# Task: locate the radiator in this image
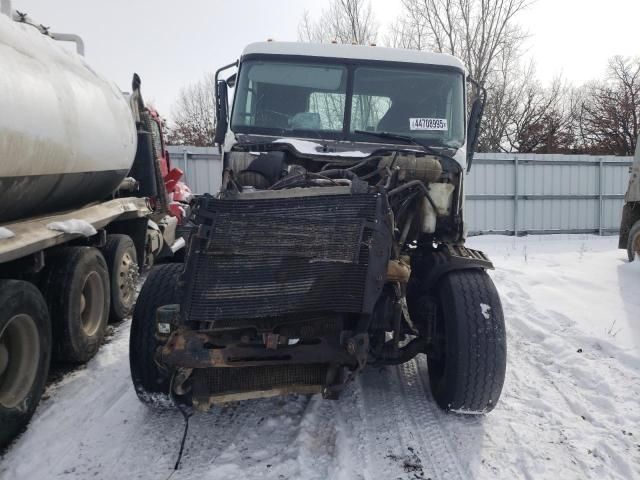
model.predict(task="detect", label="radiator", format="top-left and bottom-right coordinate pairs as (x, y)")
top-left (181, 191), bottom-right (391, 324)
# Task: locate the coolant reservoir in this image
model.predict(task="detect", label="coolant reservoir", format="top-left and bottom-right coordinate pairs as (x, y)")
top-left (419, 182), bottom-right (456, 233)
top-left (378, 152), bottom-right (442, 183)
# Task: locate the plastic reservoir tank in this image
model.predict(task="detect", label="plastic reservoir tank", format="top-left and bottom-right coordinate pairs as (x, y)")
top-left (0, 11), bottom-right (137, 223)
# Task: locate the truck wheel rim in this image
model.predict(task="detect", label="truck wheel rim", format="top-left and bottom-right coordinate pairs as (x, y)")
top-left (117, 251), bottom-right (137, 309)
top-left (80, 271), bottom-right (105, 336)
top-left (0, 314), bottom-right (40, 409)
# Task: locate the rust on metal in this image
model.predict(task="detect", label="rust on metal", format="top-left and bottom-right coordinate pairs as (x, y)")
top-left (160, 329), bottom-right (357, 369)
top-left (192, 385), bottom-right (323, 411)
top-left (386, 259), bottom-right (411, 283)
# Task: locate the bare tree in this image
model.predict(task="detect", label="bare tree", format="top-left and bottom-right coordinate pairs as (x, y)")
top-left (384, 16), bottom-right (427, 49)
top-left (389, 0), bottom-right (544, 153)
top-left (298, 0), bottom-right (378, 45)
top-left (476, 41), bottom-right (526, 151)
top-left (503, 76), bottom-right (577, 153)
top-left (167, 73), bottom-right (216, 147)
top-left (395, 0), bottom-right (531, 86)
top-left (579, 56), bottom-right (640, 155)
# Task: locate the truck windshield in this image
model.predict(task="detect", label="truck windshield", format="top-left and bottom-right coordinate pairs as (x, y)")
top-left (231, 59), bottom-right (465, 148)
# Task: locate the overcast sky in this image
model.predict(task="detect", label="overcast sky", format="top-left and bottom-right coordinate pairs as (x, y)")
top-left (12, 0), bottom-right (640, 119)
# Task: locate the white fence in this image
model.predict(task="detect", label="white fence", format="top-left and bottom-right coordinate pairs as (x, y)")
top-left (466, 153), bottom-right (632, 236)
top-left (167, 147), bottom-right (633, 236)
top-left (167, 146), bottom-right (222, 196)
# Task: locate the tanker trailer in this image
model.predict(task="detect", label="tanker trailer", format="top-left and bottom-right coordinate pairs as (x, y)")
top-left (0, 3), bottom-right (190, 448)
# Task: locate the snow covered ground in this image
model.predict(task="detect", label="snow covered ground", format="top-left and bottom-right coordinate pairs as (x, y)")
top-left (1, 234), bottom-right (639, 480)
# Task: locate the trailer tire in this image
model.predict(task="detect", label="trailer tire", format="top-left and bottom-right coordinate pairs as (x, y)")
top-left (103, 234), bottom-right (139, 323)
top-left (129, 263), bottom-right (183, 406)
top-left (41, 247), bottom-right (110, 363)
top-left (627, 220), bottom-right (640, 262)
top-left (0, 280), bottom-right (51, 448)
top-left (428, 269), bottom-right (506, 414)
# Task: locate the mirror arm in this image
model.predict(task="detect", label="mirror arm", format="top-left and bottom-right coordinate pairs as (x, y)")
top-left (466, 76), bottom-right (487, 173)
top-left (214, 60), bottom-right (239, 152)
top-left (215, 60), bottom-right (239, 86)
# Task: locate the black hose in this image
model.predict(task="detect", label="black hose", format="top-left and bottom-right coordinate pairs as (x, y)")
top-left (388, 180), bottom-right (438, 213)
top-left (376, 337), bottom-right (428, 365)
top-left (398, 210), bottom-right (416, 251)
top-left (319, 169), bottom-right (361, 181)
top-left (395, 190), bottom-right (420, 222)
top-left (360, 165), bottom-right (387, 180)
top-left (169, 371), bottom-right (193, 471)
top-left (346, 157), bottom-right (379, 172)
top-left (269, 172), bottom-right (341, 190)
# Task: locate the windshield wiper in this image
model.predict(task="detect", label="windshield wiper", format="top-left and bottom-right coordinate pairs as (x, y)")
top-left (354, 129), bottom-right (459, 167)
top-left (354, 130), bottom-right (425, 149)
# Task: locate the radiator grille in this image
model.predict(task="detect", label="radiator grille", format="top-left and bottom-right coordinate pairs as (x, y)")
top-left (192, 364), bottom-right (327, 397)
top-left (182, 193), bottom-right (390, 323)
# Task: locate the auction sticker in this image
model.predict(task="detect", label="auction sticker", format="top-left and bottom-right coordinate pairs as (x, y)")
top-left (409, 118), bottom-right (448, 131)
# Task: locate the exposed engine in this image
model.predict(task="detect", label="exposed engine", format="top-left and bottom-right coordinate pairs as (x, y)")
top-left (223, 145), bottom-right (464, 245)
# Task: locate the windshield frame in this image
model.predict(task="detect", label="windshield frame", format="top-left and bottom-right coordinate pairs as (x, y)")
top-left (230, 53), bottom-right (467, 149)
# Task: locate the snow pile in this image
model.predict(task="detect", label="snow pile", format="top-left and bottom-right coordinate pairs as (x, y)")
top-left (0, 226), bottom-right (15, 239)
top-left (46, 219), bottom-right (97, 237)
top-left (1, 235), bottom-right (638, 480)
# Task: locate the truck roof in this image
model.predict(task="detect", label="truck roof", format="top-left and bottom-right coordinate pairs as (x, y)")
top-left (241, 41), bottom-right (466, 71)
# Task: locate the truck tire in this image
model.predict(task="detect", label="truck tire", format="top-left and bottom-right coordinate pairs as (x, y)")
top-left (103, 234), bottom-right (139, 323)
top-left (627, 220), bottom-right (640, 262)
top-left (0, 280), bottom-right (51, 448)
top-left (41, 247), bottom-right (110, 363)
top-left (428, 269), bottom-right (506, 414)
top-left (129, 263), bottom-right (182, 405)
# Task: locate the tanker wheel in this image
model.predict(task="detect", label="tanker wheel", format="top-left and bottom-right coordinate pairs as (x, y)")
top-left (427, 269), bottom-right (507, 414)
top-left (627, 220), bottom-right (640, 262)
top-left (0, 280), bottom-right (51, 449)
top-left (103, 234), bottom-right (139, 323)
top-left (41, 247), bottom-right (110, 363)
top-left (130, 263), bottom-right (186, 406)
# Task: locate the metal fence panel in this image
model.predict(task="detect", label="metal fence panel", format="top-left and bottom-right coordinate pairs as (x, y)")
top-left (467, 153), bottom-right (632, 235)
top-left (167, 146), bottom-right (222, 195)
top-left (166, 147), bottom-right (632, 236)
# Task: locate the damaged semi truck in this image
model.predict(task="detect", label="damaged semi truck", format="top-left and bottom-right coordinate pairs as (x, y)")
top-left (131, 42), bottom-right (507, 414)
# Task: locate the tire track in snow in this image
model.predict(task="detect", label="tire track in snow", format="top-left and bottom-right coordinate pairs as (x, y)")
top-left (182, 394), bottom-right (339, 480)
top-left (292, 395), bottom-right (340, 479)
top-left (354, 362), bottom-right (468, 480)
top-left (396, 358), bottom-right (471, 479)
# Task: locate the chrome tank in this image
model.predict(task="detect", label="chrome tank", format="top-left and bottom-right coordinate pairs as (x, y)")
top-left (0, 13), bottom-right (137, 223)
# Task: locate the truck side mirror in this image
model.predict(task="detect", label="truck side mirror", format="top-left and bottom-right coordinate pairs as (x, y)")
top-left (466, 78), bottom-right (486, 173)
top-left (466, 97), bottom-right (484, 172)
top-left (214, 80), bottom-right (229, 146)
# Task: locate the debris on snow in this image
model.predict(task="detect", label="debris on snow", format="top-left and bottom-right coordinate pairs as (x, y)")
top-left (0, 226), bottom-right (15, 239)
top-left (47, 219), bottom-right (97, 237)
